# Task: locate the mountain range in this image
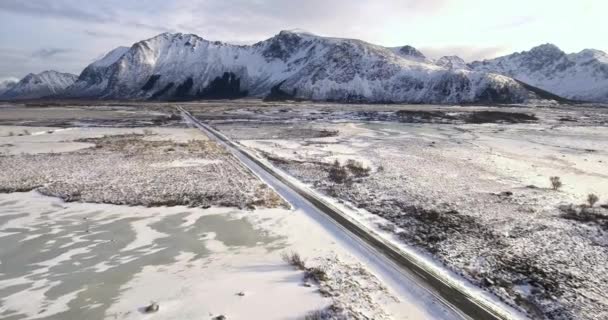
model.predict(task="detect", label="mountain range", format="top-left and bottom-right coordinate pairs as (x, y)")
top-left (1, 31), bottom-right (606, 104)
top-left (0, 71), bottom-right (77, 100)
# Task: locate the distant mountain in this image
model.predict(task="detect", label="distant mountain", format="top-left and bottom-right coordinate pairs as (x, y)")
top-left (0, 71), bottom-right (78, 100)
top-left (469, 44), bottom-right (608, 102)
top-left (391, 45), bottom-right (428, 62)
top-left (436, 56), bottom-right (470, 70)
top-left (0, 78), bottom-right (18, 96)
top-left (61, 31), bottom-right (544, 104)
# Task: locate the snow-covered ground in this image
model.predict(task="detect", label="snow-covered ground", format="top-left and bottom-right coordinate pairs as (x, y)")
top-left (207, 103), bottom-right (608, 320)
top-left (0, 126), bottom-right (285, 209)
top-left (0, 105), bottom-right (459, 319)
top-left (0, 191), bottom-right (417, 319)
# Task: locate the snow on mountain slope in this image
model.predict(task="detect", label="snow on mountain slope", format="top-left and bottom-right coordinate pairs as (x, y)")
top-left (436, 56), bottom-right (470, 70)
top-left (0, 78), bottom-right (18, 96)
top-left (68, 47), bottom-right (130, 98)
top-left (64, 31), bottom-right (540, 104)
top-left (390, 45), bottom-right (428, 62)
top-left (92, 46), bottom-right (130, 68)
top-left (469, 44), bottom-right (608, 102)
top-left (0, 71), bottom-right (78, 100)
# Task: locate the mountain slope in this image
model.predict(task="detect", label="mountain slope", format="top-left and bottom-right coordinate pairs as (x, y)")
top-left (64, 31), bottom-right (542, 104)
top-left (436, 56), bottom-right (470, 70)
top-left (469, 44), bottom-right (608, 102)
top-left (0, 71), bottom-right (78, 100)
top-left (0, 78), bottom-right (18, 96)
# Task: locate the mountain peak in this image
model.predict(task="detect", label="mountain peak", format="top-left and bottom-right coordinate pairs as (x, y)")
top-left (576, 48), bottom-right (608, 59)
top-left (436, 56), bottom-right (469, 70)
top-left (144, 32), bottom-right (206, 44)
top-left (396, 45), bottom-right (426, 59)
top-left (279, 29), bottom-right (317, 37)
top-left (468, 42), bottom-right (608, 102)
top-left (527, 43), bottom-right (564, 57)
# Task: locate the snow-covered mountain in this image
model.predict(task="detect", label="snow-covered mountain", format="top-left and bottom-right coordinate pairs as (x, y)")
top-left (391, 45), bottom-right (428, 62)
top-left (63, 31), bottom-right (544, 104)
top-left (0, 78), bottom-right (18, 96)
top-left (0, 71), bottom-right (78, 100)
top-left (436, 56), bottom-right (470, 70)
top-left (469, 44), bottom-right (608, 102)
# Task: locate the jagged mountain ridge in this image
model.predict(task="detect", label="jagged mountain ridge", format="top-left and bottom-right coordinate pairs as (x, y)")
top-left (436, 56), bottom-right (470, 70)
top-left (0, 71), bottom-right (78, 100)
top-left (468, 44), bottom-right (608, 102)
top-left (62, 31), bottom-right (541, 104)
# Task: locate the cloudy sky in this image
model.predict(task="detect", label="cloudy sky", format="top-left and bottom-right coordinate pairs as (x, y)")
top-left (0, 0), bottom-right (606, 80)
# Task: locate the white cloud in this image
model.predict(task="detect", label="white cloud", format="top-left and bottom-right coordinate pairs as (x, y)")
top-left (419, 45), bottom-right (510, 62)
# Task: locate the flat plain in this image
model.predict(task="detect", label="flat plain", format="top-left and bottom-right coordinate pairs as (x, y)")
top-left (1, 101), bottom-right (607, 320)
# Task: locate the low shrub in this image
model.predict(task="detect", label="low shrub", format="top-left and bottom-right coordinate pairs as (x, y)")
top-left (345, 159), bottom-right (370, 177)
top-left (587, 194), bottom-right (599, 207)
top-left (550, 176), bottom-right (562, 191)
top-left (281, 251), bottom-right (306, 270)
top-left (328, 160), bottom-right (349, 183)
top-left (305, 266), bottom-right (328, 282)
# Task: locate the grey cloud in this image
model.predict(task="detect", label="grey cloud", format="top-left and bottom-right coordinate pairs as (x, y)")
top-left (171, 0), bottom-right (448, 42)
top-left (0, 0), bottom-right (449, 45)
top-left (31, 48), bottom-right (72, 59)
top-left (0, 0), bottom-right (175, 33)
top-left (0, 0), bottom-right (113, 23)
top-left (84, 30), bottom-right (131, 40)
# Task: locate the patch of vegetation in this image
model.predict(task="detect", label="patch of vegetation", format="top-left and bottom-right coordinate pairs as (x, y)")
top-left (304, 310), bottom-right (328, 320)
top-left (281, 251), bottom-right (328, 283)
top-left (328, 160), bottom-right (371, 184)
top-left (328, 160), bottom-right (349, 183)
top-left (345, 159), bottom-right (371, 177)
top-left (559, 204), bottom-right (608, 230)
top-left (281, 251), bottom-right (306, 270)
top-left (466, 111), bottom-right (538, 124)
top-left (395, 110), bottom-right (455, 123)
top-left (550, 176), bottom-right (563, 191)
top-left (587, 194), bottom-right (599, 207)
top-left (304, 304), bottom-right (346, 320)
top-left (305, 266), bottom-right (328, 282)
top-left (493, 254), bottom-right (576, 319)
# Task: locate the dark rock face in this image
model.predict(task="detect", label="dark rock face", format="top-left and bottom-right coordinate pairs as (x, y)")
top-left (398, 45), bottom-right (426, 59)
top-left (198, 72), bottom-right (248, 99)
top-left (260, 31), bottom-right (306, 61)
top-left (173, 77), bottom-right (194, 100)
top-left (478, 86), bottom-right (519, 104)
top-left (264, 81), bottom-right (297, 101)
top-left (141, 75), bottom-right (161, 91)
top-left (150, 83), bottom-right (174, 100)
top-left (431, 72), bottom-right (471, 97)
